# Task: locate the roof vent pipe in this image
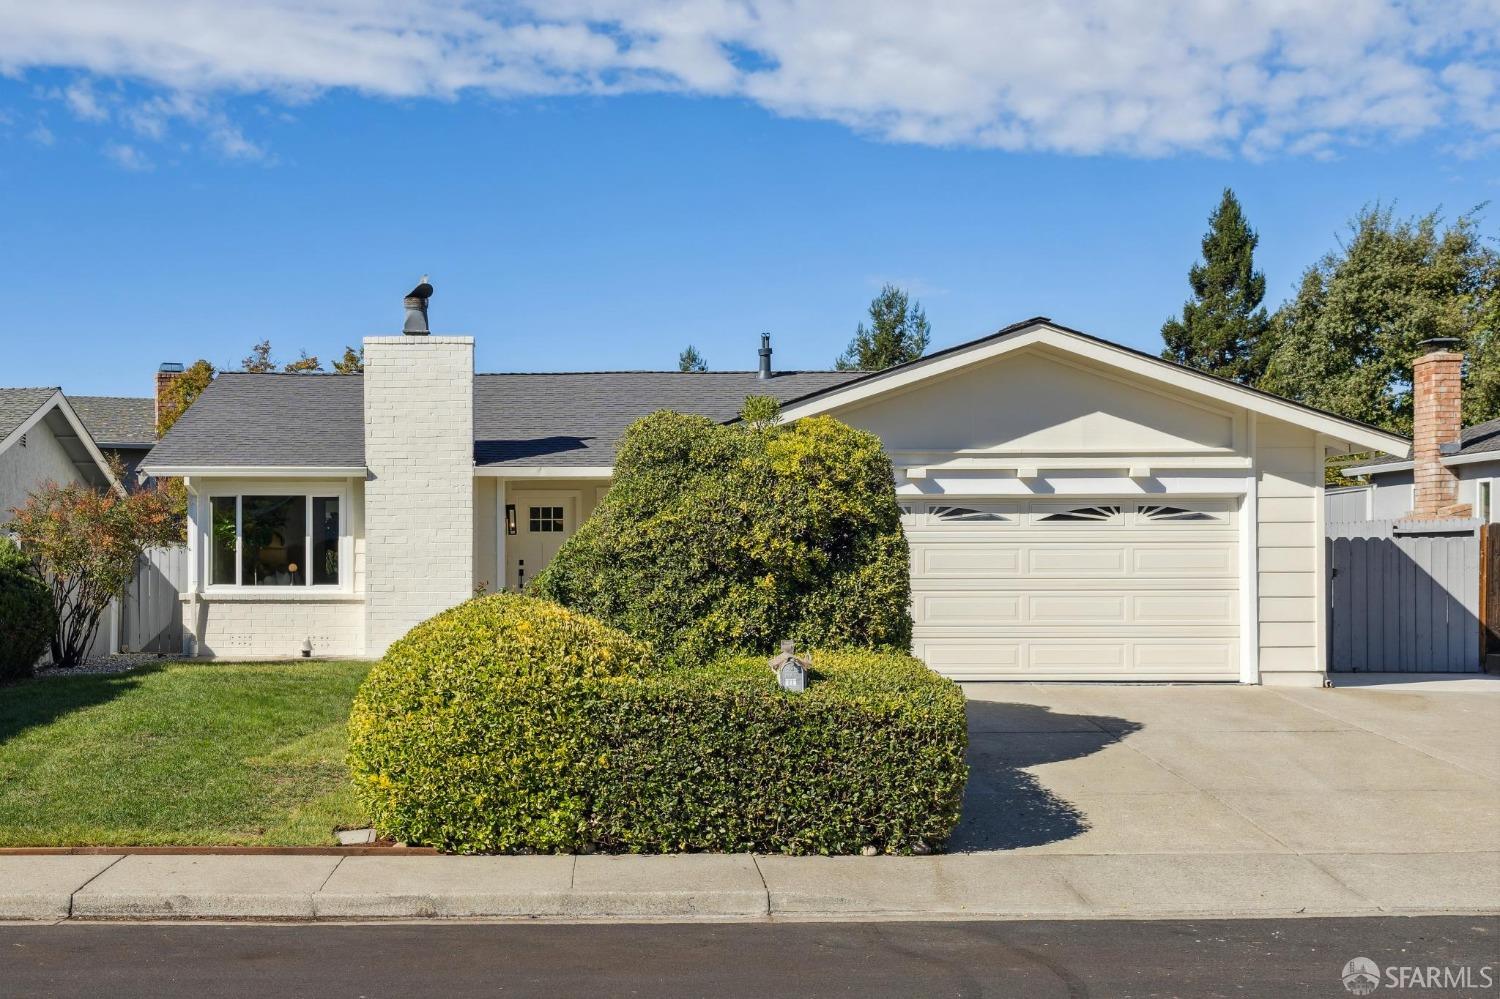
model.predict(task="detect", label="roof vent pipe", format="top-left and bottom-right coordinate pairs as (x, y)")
top-left (403, 276), bottom-right (433, 335)
top-left (758, 332), bottom-right (773, 380)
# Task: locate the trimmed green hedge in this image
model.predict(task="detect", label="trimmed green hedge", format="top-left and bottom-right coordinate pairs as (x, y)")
top-left (589, 649), bottom-right (968, 855)
top-left (347, 593), bottom-right (653, 853)
top-left (531, 410), bottom-right (912, 663)
top-left (348, 595), bottom-right (967, 855)
top-left (0, 537), bottom-right (54, 683)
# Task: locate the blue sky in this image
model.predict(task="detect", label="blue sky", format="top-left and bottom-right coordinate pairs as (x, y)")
top-left (1, 3), bottom-right (1497, 396)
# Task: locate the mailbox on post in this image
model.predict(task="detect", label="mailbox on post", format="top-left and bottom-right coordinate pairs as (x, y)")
top-left (769, 640), bottom-right (809, 693)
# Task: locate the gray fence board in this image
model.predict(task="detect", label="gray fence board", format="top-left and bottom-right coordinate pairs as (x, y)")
top-left (1327, 524), bottom-right (1480, 673)
top-left (121, 545), bottom-right (186, 654)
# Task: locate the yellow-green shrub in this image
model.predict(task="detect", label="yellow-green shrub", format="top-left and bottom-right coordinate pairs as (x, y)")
top-left (589, 649), bottom-right (968, 854)
top-left (532, 410), bottom-right (912, 663)
top-left (346, 593), bottom-right (651, 853)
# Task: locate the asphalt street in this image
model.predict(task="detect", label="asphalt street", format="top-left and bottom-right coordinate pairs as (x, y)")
top-left (1, 917), bottom-right (1495, 998)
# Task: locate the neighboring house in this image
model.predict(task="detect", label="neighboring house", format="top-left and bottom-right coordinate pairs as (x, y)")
top-left (0, 388), bottom-right (118, 517)
top-left (144, 310), bottom-right (1408, 686)
top-left (70, 394), bottom-right (157, 483)
top-left (1341, 341), bottom-right (1496, 524)
top-left (0, 387), bottom-right (123, 660)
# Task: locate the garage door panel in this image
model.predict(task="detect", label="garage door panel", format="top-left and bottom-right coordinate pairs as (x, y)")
top-left (908, 496), bottom-right (1241, 681)
top-left (1132, 592), bottom-right (1237, 624)
top-left (1131, 546), bottom-right (1236, 576)
top-left (1027, 546), bottom-right (1127, 575)
top-left (917, 594), bottom-right (1021, 624)
top-left (1029, 593), bottom-right (1128, 623)
top-left (911, 544), bottom-right (1021, 577)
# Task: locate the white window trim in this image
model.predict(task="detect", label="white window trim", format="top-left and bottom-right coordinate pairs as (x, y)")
top-left (1478, 478), bottom-right (1495, 523)
top-left (201, 483), bottom-right (354, 595)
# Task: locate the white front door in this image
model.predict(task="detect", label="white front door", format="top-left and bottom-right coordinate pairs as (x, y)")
top-left (508, 491), bottom-right (580, 591)
top-left (906, 498), bottom-right (1240, 681)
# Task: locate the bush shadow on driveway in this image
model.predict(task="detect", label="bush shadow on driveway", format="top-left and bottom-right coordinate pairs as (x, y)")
top-left (948, 699), bottom-right (1142, 853)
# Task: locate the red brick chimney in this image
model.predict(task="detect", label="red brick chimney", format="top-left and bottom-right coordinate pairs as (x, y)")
top-left (154, 362), bottom-right (185, 437)
top-left (1410, 339), bottom-right (1467, 519)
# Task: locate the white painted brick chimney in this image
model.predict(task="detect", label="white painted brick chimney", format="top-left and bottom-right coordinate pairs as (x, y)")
top-left (362, 335), bottom-right (474, 656)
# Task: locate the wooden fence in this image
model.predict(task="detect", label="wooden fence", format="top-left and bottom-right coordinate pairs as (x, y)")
top-left (119, 545), bottom-right (187, 654)
top-left (1326, 521), bottom-right (1482, 673)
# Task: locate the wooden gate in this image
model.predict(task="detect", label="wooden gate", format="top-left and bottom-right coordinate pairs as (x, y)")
top-left (1326, 523), bottom-right (1480, 673)
top-left (120, 545), bottom-right (187, 654)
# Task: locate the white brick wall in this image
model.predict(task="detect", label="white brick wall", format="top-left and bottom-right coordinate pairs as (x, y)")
top-left (363, 335), bottom-right (475, 655)
top-left (185, 595), bottom-right (365, 658)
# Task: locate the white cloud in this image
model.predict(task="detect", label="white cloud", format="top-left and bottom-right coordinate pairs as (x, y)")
top-left (3, 0), bottom-right (1497, 158)
top-left (103, 141), bottom-right (151, 170)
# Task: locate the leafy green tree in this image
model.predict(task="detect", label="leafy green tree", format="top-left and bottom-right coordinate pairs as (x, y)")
top-left (1161, 189), bottom-right (1270, 384)
top-left (1259, 206), bottom-right (1497, 435)
top-left (239, 341), bottom-right (323, 373)
top-left (836, 284), bottom-right (931, 371)
top-left (155, 359), bottom-right (216, 437)
top-left (241, 340), bottom-right (277, 373)
top-left (677, 345), bottom-right (707, 372)
top-left (283, 350), bottom-right (323, 373)
top-left (333, 346), bottom-right (364, 373)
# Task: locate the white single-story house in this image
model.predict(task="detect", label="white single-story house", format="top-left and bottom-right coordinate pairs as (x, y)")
top-left (144, 309), bottom-right (1410, 686)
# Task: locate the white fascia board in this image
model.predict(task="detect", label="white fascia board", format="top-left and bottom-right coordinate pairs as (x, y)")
top-left (143, 465), bottom-right (367, 478)
top-left (777, 325), bottom-right (1411, 458)
top-left (52, 395), bottom-right (123, 493)
top-left (474, 465), bottom-right (616, 478)
top-left (1440, 451), bottom-right (1500, 468)
top-left (1342, 459), bottom-right (1413, 477)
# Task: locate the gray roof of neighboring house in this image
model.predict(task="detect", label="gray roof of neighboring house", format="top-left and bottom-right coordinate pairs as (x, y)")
top-left (147, 373), bottom-right (367, 469)
top-left (147, 369), bottom-right (864, 470)
top-left (1351, 417), bottom-right (1500, 477)
top-left (0, 387), bottom-right (61, 441)
top-left (474, 371), bottom-right (863, 466)
top-left (70, 395), bottom-right (155, 448)
top-left (1457, 417), bottom-right (1500, 457)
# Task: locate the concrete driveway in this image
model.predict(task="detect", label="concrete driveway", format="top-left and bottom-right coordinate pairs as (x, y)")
top-left (953, 680), bottom-right (1500, 910)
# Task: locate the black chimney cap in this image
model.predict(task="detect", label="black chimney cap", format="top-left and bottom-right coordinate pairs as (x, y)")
top-left (1420, 337), bottom-right (1461, 352)
top-left (158, 362), bottom-right (184, 373)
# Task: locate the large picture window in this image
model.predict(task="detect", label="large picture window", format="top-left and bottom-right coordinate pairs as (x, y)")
top-left (207, 494), bottom-right (342, 588)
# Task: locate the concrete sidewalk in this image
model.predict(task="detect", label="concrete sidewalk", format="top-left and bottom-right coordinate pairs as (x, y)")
top-left (4, 682), bottom-right (1495, 923)
top-left (3, 849), bottom-right (1498, 921)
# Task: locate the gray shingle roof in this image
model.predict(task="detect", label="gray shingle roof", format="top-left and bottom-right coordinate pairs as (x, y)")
top-left (475, 371), bottom-right (863, 466)
top-left (1458, 417), bottom-right (1500, 457)
top-left (148, 373), bottom-right (366, 468)
top-left (70, 395), bottom-right (155, 446)
top-left (0, 387), bottom-right (60, 440)
top-left (146, 370), bottom-right (864, 470)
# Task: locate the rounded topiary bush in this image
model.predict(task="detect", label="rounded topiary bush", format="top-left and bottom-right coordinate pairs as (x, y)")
top-left (532, 409), bottom-right (912, 663)
top-left (347, 593), bottom-right (652, 853)
top-left (0, 537), bottom-right (54, 683)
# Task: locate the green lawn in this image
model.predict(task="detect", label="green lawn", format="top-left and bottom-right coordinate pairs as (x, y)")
top-left (0, 661), bottom-right (373, 846)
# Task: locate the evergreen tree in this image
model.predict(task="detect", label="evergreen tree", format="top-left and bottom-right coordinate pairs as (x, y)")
top-left (678, 345), bottom-right (707, 372)
top-left (1259, 205), bottom-right (1497, 435)
top-left (836, 284), bottom-right (930, 371)
top-left (1160, 188), bottom-right (1270, 384)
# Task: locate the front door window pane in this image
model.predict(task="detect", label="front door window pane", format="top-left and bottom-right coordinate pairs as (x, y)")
top-left (241, 495), bottom-right (306, 586)
top-left (210, 496), bottom-right (237, 585)
top-left (312, 497), bottom-right (340, 585)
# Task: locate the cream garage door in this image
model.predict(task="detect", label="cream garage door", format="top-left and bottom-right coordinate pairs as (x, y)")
top-left (906, 499), bottom-right (1239, 681)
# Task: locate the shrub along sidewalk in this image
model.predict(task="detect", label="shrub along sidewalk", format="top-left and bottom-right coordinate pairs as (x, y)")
top-left (0, 661), bottom-right (371, 847)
